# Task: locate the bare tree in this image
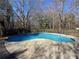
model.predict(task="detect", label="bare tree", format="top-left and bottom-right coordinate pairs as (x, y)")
top-left (0, 0), bottom-right (13, 35)
top-left (10, 0), bottom-right (45, 33)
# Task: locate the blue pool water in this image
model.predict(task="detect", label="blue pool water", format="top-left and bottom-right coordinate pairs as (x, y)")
top-left (7, 33), bottom-right (75, 42)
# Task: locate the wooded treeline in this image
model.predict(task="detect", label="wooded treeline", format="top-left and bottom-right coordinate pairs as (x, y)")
top-left (0, 0), bottom-right (79, 36)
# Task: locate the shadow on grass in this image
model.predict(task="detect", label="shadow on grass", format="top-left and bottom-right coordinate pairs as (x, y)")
top-left (0, 40), bottom-right (10, 59)
top-left (6, 48), bottom-right (27, 59)
top-left (0, 40), bottom-right (27, 59)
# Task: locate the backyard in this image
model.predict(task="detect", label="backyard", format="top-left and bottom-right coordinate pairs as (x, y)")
top-left (0, 0), bottom-right (79, 59)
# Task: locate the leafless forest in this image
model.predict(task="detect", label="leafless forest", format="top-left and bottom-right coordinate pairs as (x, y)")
top-left (0, 0), bottom-right (79, 36)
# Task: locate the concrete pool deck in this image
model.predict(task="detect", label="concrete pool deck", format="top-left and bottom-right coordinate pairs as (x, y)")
top-left (5, 39), bottom-right (79, 59)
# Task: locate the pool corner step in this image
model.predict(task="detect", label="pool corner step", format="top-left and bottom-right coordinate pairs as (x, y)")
top-left (0, 37), bottom-right (8, 40)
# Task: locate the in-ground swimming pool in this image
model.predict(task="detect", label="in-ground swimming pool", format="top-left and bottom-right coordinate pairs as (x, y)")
top-left (7, 33), bottom-right (75, 42)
